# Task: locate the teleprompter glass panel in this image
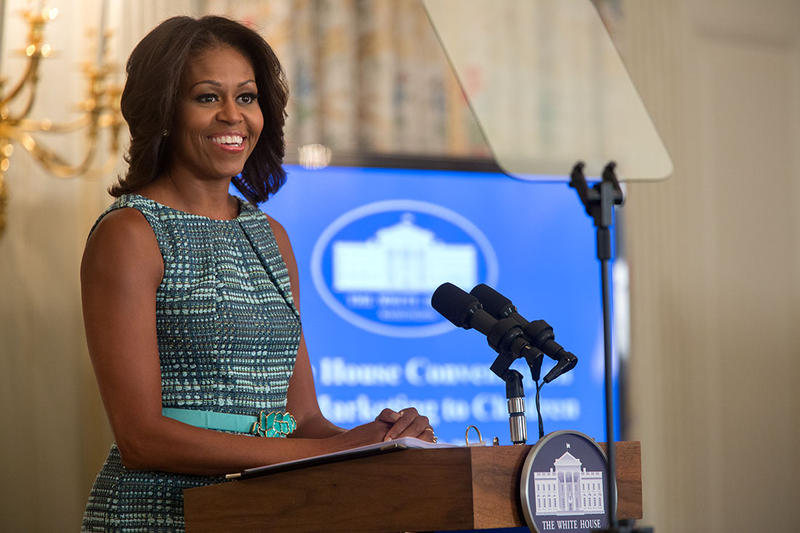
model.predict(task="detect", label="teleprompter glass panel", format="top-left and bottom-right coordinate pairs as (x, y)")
top-left (422, 0), bottom-right (672, 181)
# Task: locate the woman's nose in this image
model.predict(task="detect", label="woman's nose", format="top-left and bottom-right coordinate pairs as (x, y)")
top-left (217, 98), bottom-right (242, 123)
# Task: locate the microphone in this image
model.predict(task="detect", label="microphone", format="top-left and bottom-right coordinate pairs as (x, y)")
top-left (470, 283), bottom-right (544, 381)
top-left (431, 283), bottom-right (540, 365)
top-left (470, 284), bottom-right (578, 383)
top-left (431, 282), bottom-right (531, 445)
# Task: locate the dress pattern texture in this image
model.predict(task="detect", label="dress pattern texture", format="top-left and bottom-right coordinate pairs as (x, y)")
top-left (82, 194), bottom-right (301, 532)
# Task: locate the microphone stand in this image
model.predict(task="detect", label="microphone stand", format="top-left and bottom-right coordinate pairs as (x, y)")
top-left (569, 161), bottom-right (627, 533)
top-left (504, 369), bottom-right (527, 445)
top-left (489, 344), bottom-right (550, 445)
top-left (489, 351), bottom-right (529, 445)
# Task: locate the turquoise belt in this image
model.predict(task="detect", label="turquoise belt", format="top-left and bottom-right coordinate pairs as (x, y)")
top-left (162, 408), bottom-right (297, 437)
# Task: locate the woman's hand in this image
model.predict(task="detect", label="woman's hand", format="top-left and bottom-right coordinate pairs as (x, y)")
top-left (324, 408), bottom-right (436, 451)
top-left (375, 408), bottom-right (436, 443)
top-left (327, 419), bottom-right (394, 450)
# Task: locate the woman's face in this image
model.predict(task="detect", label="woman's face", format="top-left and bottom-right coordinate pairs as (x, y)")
top-left (170, 45), bottom-right (264, 183)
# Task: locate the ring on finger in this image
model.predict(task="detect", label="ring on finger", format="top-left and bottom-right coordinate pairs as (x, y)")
top-left (424, 426), bottom-right (438, 443)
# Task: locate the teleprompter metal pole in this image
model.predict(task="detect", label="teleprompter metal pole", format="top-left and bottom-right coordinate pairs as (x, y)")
top-left (569, 161), bottom-right (623, 531)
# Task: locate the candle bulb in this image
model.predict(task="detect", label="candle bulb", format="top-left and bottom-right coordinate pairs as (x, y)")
top-left (0, 0), bottom-right (6, 75)
top-left (96, 0), bottom-right (108, 66)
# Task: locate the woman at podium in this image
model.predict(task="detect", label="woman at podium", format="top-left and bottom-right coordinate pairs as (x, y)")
top-left (79, 16), bottom-right (434, 531)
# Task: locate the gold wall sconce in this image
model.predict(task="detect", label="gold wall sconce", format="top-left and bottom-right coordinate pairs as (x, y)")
top-left (0, 2), bottom-right (123, 236)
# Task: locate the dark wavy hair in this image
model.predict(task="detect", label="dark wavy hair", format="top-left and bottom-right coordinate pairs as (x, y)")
top-left (110, 16), bottom-right (288, 204)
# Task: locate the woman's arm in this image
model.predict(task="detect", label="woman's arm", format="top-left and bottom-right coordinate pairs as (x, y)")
top-left (268, 215), bottom-right (343, 439)
top-left (268, 215), bottom-right (434, 442)
top-left (82, 208), bottom-right (393, 476)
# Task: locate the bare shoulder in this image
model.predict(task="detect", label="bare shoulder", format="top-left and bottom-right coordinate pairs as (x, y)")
top-left (264, 213), bottom-right (289, 244)
top-left (82, 207), bottom-right (163, 287)
top-left (264, 213), bottom-right (295, 263)
top-left (263, 212), bottom-right (301, 305)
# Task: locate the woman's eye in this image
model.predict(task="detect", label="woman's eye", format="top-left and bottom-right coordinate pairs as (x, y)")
top-left (238, 93), bottom-right (259, 105)
top-left (196, 94), bottom-right (218, 104)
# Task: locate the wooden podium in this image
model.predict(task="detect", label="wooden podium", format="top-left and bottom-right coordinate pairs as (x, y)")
top-left (184, 441), bottom-right (641, 532)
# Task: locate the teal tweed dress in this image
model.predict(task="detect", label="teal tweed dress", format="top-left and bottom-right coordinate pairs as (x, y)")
top-left (82, 194), bottom-right (301, 532)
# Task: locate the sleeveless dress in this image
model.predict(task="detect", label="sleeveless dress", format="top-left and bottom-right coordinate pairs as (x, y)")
top-left (82, 194), bottom-right (301, 532)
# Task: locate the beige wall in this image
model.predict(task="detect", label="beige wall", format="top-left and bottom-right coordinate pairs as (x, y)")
top-left (1, 0), bottom-right (798, 531)
top-left (622, 0), bottom-right (800, 531)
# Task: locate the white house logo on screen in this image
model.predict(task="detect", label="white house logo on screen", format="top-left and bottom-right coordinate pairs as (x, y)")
top-left (311, 200), bottom-right (498, 337)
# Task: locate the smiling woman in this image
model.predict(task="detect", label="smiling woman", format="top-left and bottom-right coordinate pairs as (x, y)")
top-left (80, 16), bottom-right (435, 532)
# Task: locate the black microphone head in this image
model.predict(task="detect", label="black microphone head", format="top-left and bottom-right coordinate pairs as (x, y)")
top-left (470, 284), bottom-right (516, 319)
top-left (543, 353), bottom-right (578, 383)
top-left (431, 282), bottom-right (481, 329)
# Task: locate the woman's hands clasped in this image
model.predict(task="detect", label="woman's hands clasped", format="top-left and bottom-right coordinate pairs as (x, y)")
top-left (375, 407), bottom-right (436, 443)
top-left (327, 407), bottom-right (436, 452)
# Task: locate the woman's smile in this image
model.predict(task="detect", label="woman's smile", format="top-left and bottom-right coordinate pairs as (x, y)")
top-left (209, 133), bottom-right (246, 151)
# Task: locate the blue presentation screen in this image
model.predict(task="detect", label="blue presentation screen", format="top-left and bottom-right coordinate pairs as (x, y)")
top-left (249, 165), bottom-right (616, 445)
